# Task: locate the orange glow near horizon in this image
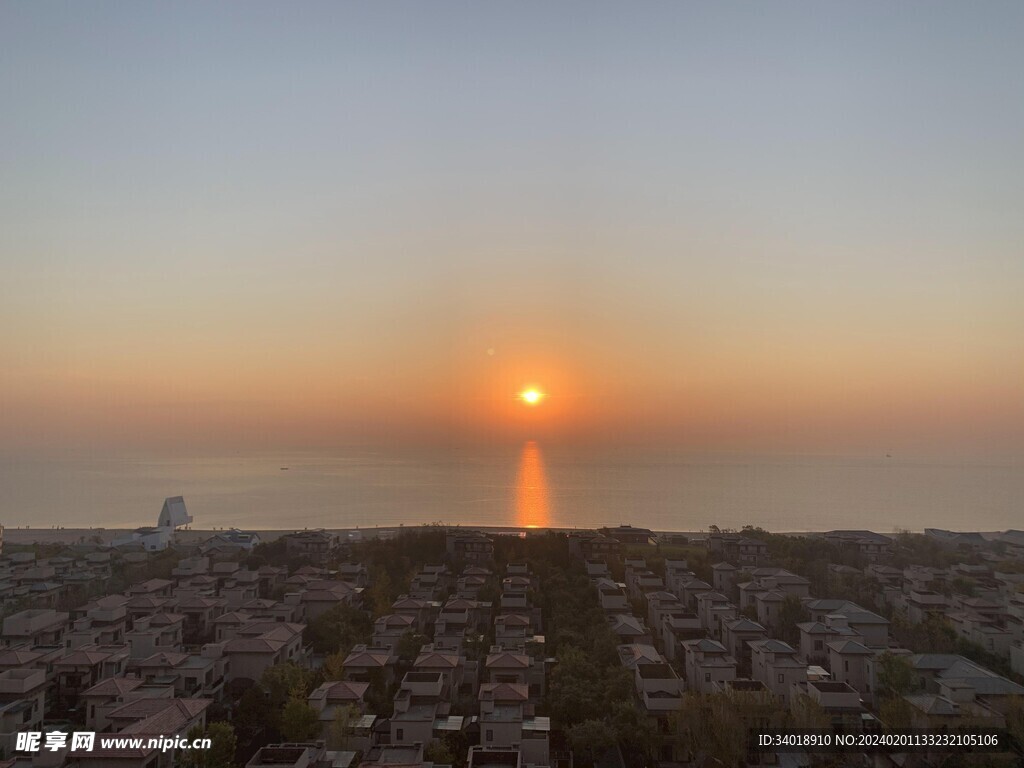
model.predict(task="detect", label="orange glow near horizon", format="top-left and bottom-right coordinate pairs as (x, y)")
top-left (515, 440), bottom-right (551, 528)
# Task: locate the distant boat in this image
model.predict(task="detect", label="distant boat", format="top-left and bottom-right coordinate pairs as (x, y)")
top-left (280, 467), bottom-right (289, 471)
top-left (885, 454), bottom-right (892, 459)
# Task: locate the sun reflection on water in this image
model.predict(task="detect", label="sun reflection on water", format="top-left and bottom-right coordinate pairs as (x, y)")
top-left (515, 440), bottom-right (551, 528)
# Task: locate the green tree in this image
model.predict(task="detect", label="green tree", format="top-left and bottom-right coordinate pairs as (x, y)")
top-left (321, 651), bottom-right (347, 681)
top-left (672, 692), bottom-right (747, 766)
top-left (876, 652), bottom-right (916, 699)
top-left (567, 720), bottom-right (616, 765)
top-left (304, 605), bottom-right (372, 655)
top-left (1005, 695), bottom-right (1024, 755)
top-left (280, 688), bottom-right (321, 742)
top-left (424, 740), bottom-right (457, 764)
top-left (879, 696), bottom-right (913, 729)
top-left (326, 703), bottom-right (361, 750)
top-left (179, 721), bottom-right (237, 768)
top-left (236, 662), bottom-right (319, 741)
top-left (396, 630), bottom-right (428, 662)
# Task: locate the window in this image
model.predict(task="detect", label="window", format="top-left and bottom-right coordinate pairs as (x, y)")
top-left (845, 661), bottom-right (849, 672)
top-left (486, 729), bottom-right (494, 742)
top-left (396, 728), bottom-right (404, 741)
top-left (705, 672), bottom-right (711, 682)
top-left (814, 640), bottom-right (823, 651)
top-left (778, 673), bottom-right (784, 684)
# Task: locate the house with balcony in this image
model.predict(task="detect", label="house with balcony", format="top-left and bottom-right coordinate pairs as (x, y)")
top-left (802, 600), bottom-right (890, 648)
top-left (626, 570), bottom-right (665, 603)
top-left (213, 611), bottom-right (256, 642)
top-left (568, 532), bottom-right (622, 562)
top-left (73, 595), bottom-right (128, 645)
top-left (390, 671), bottom-right (460, 749)
top-left (753, 590), bottom-right (787, 632)
top-left (478, 684), bottom-right (550, 767)
top-left (721, 617), bottom-right (768, 672)
top-left (493, 613), bottom-right (534, 651)
top-left (447, 530), bottom-right (494, 565)
top-left (336, 644), bottom-right (395, 689)
top-left (372, 613), bottom-right (417, 651)
top-left (391, 596), bottom-right (441, 634)
top-left (595, 578), bottom-right (629, 613)
top-left (174, 596), bottom-right (226, 643)
top-left (297, 580), bottom-right (361, 622)
top-left (796, 618), bottom-right (862, 665)
top-left (484, 649), bottom-right (542, 699)
top-left (791, 680), bottom-right (865, 729)
top-left (823, 530), bottom-right (893, 562)
top-left (125, 612), bottom-right (185, 659)
top-left (413, 646), bottom-right (466, 696)
top-left (1, 608), bottom-right (69, 647)
top-left (681, 638), bottom-right (737, 693)
top-left (222, 624), bottom-right (303, 685)
top-left (678, 579), bottom-right (714, 611)
top-left (308, 679), bottom-right (370, 729)
top-left (51, 645), bottom-right (128, 710)
top-left (897, 654), bottom-right (1024, 716)
top-left (711, 562), bottom-right (738, 595)
top-left (456, 573), bottom-right (490, 600)
top-left (0, 668), bottom-right (46, 755)
top-left (646, 591), bottom-right (685, 635)
top-left (80, 676), bottom-right (152, 731)
top-left (906, 590), bottom-right (948, 624)
top-left (281, 530), bottom-right (338, 567)
top-left (827, 639), bottom-right (875, 703)
top-left (750, 639), bottom-right (807, 705)
top-left (633, 661), bottom-right (683, 715)
top-left (608, 614), bottom-right (652, 646)
top-left (707, 533), bottom-right (770, 565)
top-left (661, 610), bottom-right (703, 663)
top-left (695, 591), bottom-right (737, 639)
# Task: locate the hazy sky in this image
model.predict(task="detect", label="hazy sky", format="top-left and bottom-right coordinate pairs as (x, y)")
top-left (2, 2), bottom-right (1022, 455)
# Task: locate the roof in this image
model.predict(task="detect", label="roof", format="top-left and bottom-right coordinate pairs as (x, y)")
top-left (905, 694), bottom-right (960, 716)
top-left (750, 639), bottom-right (797, 654)
top-left (121, 698), bottom-right (210, 735)
top-left (56, 649), bottom-right (111, 666)
top-left (82, 677), bottom-right (145, 697)
top-left (826, 640), bottom-right (873, 655)
top-left (311, 680), bottom-right (370, 702)
top-left (941, 676), bottom-right (1024, 696)
top-left (479, 682), bottom-right (529, 702)
top-left (797, 622), bottom-right (831, 634)
top-left (224, 637), bottom-right (285, 654)
top-left (682, 638), bottom-right (728, 653)
top-left (485, 651), bottom-right (530, 668)
top-left (609, 614), bottom-right (647, 635)
top-left (136, 651), bottom-right (189, 667)
top-left (0, 649), bottom-right (43, 666)
top-left (345, 649), bottom-right (392, 667)
top-left (415, 651), bottom-right (460, 668)
top-left (108, 696), bottom-right (208, 723)
top-left (725, 618), bottom-right (766, 633)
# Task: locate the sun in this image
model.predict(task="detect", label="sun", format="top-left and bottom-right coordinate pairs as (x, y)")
top-left (520, 389), bottom-right (543, 405)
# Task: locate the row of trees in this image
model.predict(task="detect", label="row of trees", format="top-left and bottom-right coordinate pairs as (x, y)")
top-left (507, 533), bottom-right (654, 766)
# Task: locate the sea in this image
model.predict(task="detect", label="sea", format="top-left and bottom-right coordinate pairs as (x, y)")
top-left (1, 444), bottom-right (1021, 533)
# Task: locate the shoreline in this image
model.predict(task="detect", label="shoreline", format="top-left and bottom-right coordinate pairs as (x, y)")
top-left (0, 525), bottom-right (946, 547)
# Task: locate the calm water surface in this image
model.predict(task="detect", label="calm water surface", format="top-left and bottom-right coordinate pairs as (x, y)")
top-left (1, 445), bottom-right (1021, 532)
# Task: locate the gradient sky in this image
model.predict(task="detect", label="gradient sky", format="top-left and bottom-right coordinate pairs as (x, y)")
top-left (2, 2), bottom-right (1022, 456)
